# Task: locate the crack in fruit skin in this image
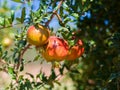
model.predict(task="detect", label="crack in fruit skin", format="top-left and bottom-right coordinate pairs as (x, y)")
top-left (27, 24), bottom-right (50, 46)
top-left (41, 36), bottom-right (69, 62)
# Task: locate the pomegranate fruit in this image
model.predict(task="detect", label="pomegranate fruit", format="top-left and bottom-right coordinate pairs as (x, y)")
top-left (41, 36), bottom-right (69, 62)
top-left (66, 39), bottom-right (84, 60)
top-left (27, 24), bottom-right (50, 46)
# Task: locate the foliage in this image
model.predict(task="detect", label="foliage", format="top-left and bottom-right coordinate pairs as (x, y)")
top-left (0, 0), bottom-right (120, 90)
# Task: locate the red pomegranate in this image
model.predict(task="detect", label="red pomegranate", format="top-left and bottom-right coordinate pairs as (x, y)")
top-left (41, 36), bottom-right (69, 62)
top-left (65, 39), bottom-right (84, 60)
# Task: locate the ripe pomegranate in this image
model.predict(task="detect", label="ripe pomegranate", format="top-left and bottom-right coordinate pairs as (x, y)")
top-left (65, 39), bottom-right (84, 60)
top-left (27, 24), bottom-right (50, 46)
top-left (41, 36), bottom-right (69, 62)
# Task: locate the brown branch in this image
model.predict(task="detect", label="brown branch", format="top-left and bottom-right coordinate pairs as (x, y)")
top-left (45, 0), bottom-right (64, 27)
top-left (16, 44), bottom-right (31, 70)
top-left (54, 12), bottom-right (62, 23)
top-left (54, 12), bottom-right (65, 26)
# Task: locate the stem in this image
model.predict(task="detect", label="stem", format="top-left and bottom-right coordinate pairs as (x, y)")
top-left (54, 12), bottom-right (62, 23)
top-left (45, 0), bottom-right (64, 27)
top-left (16, 44), bottom-right (31, 70)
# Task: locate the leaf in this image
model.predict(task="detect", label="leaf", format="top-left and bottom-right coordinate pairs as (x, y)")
top-left (63, 17), bottom-right (71, 24)
top-left (12, 0), bottom-right (23, 3)
top-left (20, 60), bottom-right (24, 71)
top-left (54, 80), bottom-right (61, 86)
top-left (21, 7), bottom-right (26, 23)
top-left (79, 0), bottom-right (83, 11)
top-left (59, 65), bottom-right (65, 75)
top-left (8, 67), bottom-right (15, 75)
top-left (8, 67), bottom-right (16, 79)
top-left (0, 45), bottom-right (3, 57)
top-left (11, 10), bottom-right (15, 22)
top-left (83, 0), bottom-right (90, 12)
top-left (16, 18), bottom-right (21, 22)
top-left (26, 73), bottom-right (34, 79)
top-left (8, 18), bottom-right (12, 24)
top-left (2, 51), bottom-right (8, 59)
top-left (71, 13), bottom-right (79, 18)
top-left (49, 69), bottom-right (56, 80)
top-left (37, 72), bottom-right (47, 82)
top-left (0, 17), bottom-right (4, 26)
top-left (33, 55), bottom-right (40, 61)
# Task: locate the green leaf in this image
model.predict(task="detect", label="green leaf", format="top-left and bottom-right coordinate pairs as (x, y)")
top-left (63, 17), bottom-right (71, 24)
top-left (11, 10), bottom-right (15, 22)
top-left (83, 0), bottom-right (90, 11)
top-left (33, 55), bottom-right (40, 61)
top-left (79, 0), bottom-right (83, 11)
top-left (16, 18), bottom-right (21, 22)
top-left (8, 67), bottom-right (15, 75)
top-left (20, 60), bottom-right (24, 71)
top-left (0, 45), bottom-right (3, 57)
top-left (71, 13), bottom-right (79, 18)
top-left (12, 0), bottom-right (23, 3)
top-left (2, 51), bottom-right (8, 59)
top-left (21, 7), bottom-right (26, 23)
top-left (26, 73), bottom-right (34, 79)
top-left (8, 18), bottom-right (12, 24)
top-left (0, 17), bottom-right (4, 26)
top-left (8, 67), bottom-right (16, 79)
top-left (50, 69), bottom-right (56, 80)
top-left (54, 80), bottom-right (61, 86)
top-left (59, 65), bottom-right (65, 75)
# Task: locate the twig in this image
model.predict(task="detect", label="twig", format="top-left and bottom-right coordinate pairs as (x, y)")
top-left (16, 44), bottom-right (31, 69)
top-left (54, 12), bottom-right (62, 23)
top-left (45, 0), bottom-right (64, 27)
top-left (54, 12), bottom-right (65, 26)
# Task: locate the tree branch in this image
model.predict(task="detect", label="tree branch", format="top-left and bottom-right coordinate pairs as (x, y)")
top-left (16, 44), bottom-right (31, 70)
top-left (45, 0), bottom-right (64, 27)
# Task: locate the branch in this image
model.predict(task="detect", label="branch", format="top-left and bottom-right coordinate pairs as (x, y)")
top-left (16, 44), bottom-right (31, 70)
top-left (54, 12), bottom-right (65, 26)
top-left (45, 0), bottom-right (64, 27)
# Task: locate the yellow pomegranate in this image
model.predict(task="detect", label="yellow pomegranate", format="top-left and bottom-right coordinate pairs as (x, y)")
top-left (27, 24), bottom-right (50, 46)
